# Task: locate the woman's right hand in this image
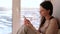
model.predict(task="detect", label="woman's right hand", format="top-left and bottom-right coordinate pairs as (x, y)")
top-left (24, 17), bottom-right (41, 34)
top-left (24, 17), bottom-right (33, 28)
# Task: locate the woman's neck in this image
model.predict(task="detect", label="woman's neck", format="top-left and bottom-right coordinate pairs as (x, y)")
top-left (45, 15), bottom-right (51, 20)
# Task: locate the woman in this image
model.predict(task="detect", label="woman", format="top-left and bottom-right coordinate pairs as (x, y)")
top-left (17, 1), bottom-right (58, 34)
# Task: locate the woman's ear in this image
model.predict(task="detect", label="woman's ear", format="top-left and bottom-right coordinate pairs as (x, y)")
top-left (48, 10), bottom-right (50, 14)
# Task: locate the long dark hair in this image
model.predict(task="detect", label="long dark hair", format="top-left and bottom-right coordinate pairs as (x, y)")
top-left (39, 1), bottom-right (53, 30)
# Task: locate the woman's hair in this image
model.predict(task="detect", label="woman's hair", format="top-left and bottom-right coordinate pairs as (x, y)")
top-left (39, 1), bottom-right (53, 30)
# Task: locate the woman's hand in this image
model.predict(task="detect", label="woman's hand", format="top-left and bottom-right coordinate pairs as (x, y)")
top-left (24, 17), bottom-right (40, 34)
top-left (24, 17), bottom-right (33, 28)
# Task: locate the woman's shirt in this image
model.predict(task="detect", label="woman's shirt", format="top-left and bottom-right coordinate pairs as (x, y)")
top-left (40, 18), bottom-right (58, 34)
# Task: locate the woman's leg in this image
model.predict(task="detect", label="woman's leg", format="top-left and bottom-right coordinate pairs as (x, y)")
top-left (17, 25), bottom-right (36, 34)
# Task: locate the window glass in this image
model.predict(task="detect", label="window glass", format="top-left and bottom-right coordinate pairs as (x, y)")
top-left (0, 0), bottom-right (12, 34)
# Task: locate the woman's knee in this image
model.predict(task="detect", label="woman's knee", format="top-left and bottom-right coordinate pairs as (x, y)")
top-left (17, 25), bottom-right (28, 34)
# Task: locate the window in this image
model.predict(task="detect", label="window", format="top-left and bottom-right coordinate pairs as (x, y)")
top-left (20, 0), bottom-right (44, 30)
top-left (0, 0), bottom-right (12, 34)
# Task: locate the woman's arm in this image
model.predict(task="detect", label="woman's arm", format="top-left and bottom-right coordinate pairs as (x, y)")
top-left (45, 19), bottom-right (58, 34)
top-left (29, 25), bottom-right (41, 34)
top-left (24, 18), bottom-right (41, 34)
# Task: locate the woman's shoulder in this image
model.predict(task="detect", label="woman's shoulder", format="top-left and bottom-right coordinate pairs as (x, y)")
top-left (50, 18), bottom-right (57, 21)
top-left (49, 17), bottom-right (58, 25)
top-left (50, 16), bottom-right (57, 22)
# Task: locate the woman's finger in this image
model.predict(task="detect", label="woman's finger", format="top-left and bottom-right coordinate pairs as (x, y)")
top-left (24, 17), bottom-right (30, 25)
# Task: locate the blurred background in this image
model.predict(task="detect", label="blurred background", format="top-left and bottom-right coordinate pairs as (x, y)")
top-left (0, 0), bottom-right (12, 34)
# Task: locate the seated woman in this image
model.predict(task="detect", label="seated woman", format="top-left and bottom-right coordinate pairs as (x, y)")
top-left (17, 1), bottom-right (58, 34)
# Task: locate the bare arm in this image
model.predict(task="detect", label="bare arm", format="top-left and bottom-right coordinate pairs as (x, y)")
top-left (29, 25), bottom-right (41, 34)
top-left (45, 19), bottom-right (58, 34)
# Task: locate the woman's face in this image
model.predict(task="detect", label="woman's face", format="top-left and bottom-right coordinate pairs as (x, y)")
top-left (40, 6), bottom-right (50, 17)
